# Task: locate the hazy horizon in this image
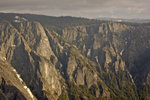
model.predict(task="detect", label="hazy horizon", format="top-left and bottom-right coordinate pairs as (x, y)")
top-left (0, 0), bottom-right (150, 19)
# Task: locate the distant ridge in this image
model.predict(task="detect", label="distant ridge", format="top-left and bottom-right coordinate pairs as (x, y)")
top-left (0, 12), bottom-right (103, 27)
top-left (97, 17), bottom-right (150, 23)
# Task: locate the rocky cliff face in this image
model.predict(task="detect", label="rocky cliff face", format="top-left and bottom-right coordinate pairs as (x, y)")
top-left (0, 19), bottom-right (61, 100)
top-left (0, 13), bottom-right (150, 100)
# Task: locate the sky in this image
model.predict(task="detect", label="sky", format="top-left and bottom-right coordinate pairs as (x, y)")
top-left (0, 0), bottom-right (150, 19)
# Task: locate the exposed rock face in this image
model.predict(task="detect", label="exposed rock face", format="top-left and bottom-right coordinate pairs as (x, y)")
top-left (0, 20), bottom-right (61, 100)
top-left (0, 59), bottom-right (37, 100)
top-left (57, 22), bottom-right (150, 99)
top-left (0, 13), bottom-right (150, 100)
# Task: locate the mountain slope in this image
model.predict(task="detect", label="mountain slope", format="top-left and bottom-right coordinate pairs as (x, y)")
top-left (0, 13), bottom-right (150, 100)
top-left (0, 58), bottom-right (37, 100)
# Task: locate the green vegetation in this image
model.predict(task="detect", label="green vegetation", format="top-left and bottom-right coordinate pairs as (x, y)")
top-left (102, 71), bottom-right (138, 100)
top-left (58, 89), bottom-right (69, 100)
top-left (138, 84), bottom-right (150, 100)
top-left (67, 81), bottom-right (99, 100)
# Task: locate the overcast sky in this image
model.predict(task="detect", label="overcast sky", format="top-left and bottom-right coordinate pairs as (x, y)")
top-left (0, 0), bottom-right (150, 19)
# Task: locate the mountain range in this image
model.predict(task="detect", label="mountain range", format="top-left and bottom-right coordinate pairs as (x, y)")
top-left (0, 13), bottom-right (150, 100)
top-left (97, 17), bottom-right (150, 23)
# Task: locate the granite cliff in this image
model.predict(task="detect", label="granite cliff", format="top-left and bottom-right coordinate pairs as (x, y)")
top-left (0, 13), bottom-right (150, 100)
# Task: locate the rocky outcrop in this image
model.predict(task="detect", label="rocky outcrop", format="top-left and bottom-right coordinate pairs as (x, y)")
top-left (0, 59), bottom-right (37, 100)
top-left (0, 20), bottom-right (62, 100)
top-left (0, 13), bottom-right (150, 100)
